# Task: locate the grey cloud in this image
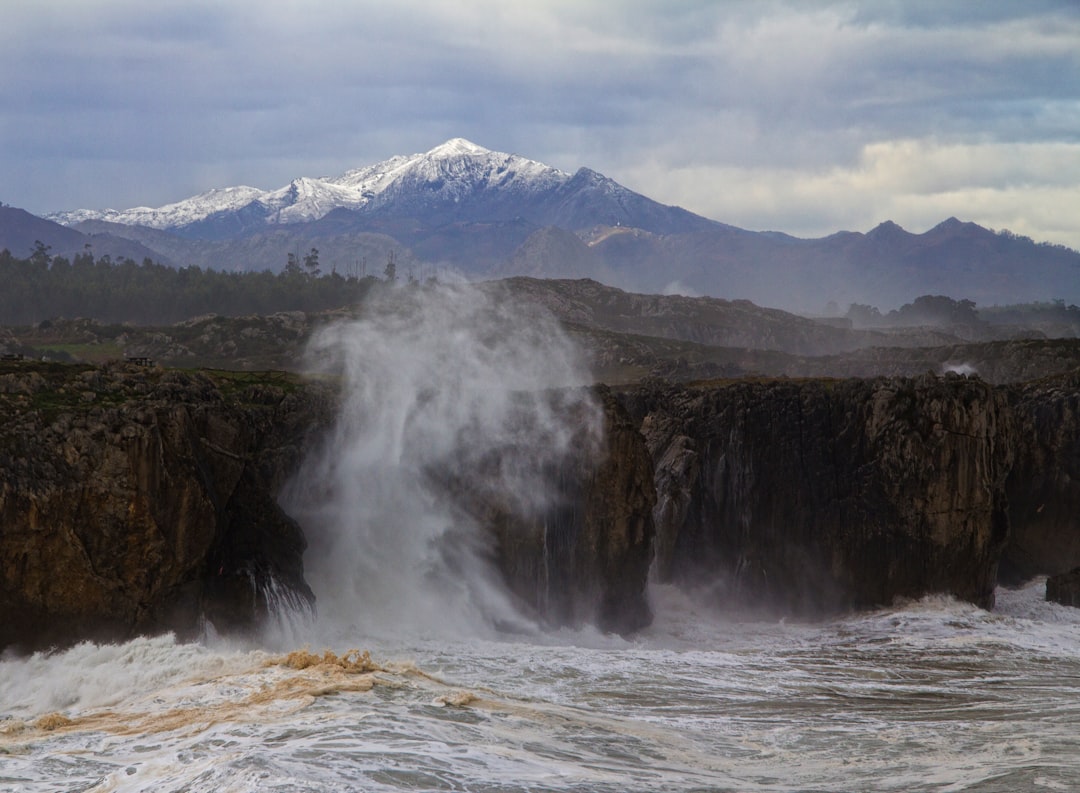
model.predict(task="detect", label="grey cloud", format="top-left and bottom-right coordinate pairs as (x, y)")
top-left (0, 0), bottom-right (1076, 251)
top-left (847, 0), bottom-right (1078, 28)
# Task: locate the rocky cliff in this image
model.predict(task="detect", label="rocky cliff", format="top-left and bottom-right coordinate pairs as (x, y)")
top-left (621, 374), bottom-right (1013, 614)
top-left (7, 354), bottom-right (1079, 650)
top-left (451, 386), bottom-right (656, 634)
top-left (1000, 371), bottom-right (1080, 582)
top-left (0, 363), bottom-right (658, 650)
top-left (0, 362), bottom-right (337, 652)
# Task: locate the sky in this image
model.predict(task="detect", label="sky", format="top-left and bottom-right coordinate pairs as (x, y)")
top-left (2, 0), bottom-right (1078, 248)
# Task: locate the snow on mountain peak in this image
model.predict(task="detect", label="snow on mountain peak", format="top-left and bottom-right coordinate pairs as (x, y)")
top-left (47, 138), bottom-right (570, 231)
top-left (427, 137), bottom-right (490, 158)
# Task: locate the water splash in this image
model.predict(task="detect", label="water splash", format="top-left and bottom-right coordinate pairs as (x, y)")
top-left (258, 570), bottom-right (317, 648)
top-left (284, 281), bottom-right (600, 640)
top-left (942, 361), bottom-right (978, 376)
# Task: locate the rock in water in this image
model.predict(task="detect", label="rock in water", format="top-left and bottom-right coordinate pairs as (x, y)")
top-left (1046, 568), bottom-right (1080, 607)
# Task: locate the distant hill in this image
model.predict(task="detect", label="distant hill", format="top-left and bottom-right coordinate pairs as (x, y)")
top-left (572, 217), bottom-right (1080, 312)
top-left (489, 277), bottom-right (1024, 355)
top-left (3, 278), bottom-right (1078, 386)
top-left (3, 139), bottom-right (1074, 312)
top-left (0, 206), bottom-right (173, 265)
top-left (0, 205), bottom-right (86, 255)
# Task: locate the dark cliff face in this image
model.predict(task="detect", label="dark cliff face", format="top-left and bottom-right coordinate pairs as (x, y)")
top-left (436, 386), bottom-right (656, 635)
top-left (1001, 372), bottom-right (1080, 582)
top-left (11, 354), bottom-right (1076, 648)
top-left (0, 363), bottom-right (658, 650)
top-left (0, 363), bottom-right (336, 652)
top-left (621, 374), bottom-right (1013, 614)
top-left (506, 386), bottom-right (655, 634)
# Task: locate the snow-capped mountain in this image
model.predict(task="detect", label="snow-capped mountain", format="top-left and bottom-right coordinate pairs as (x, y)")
top-left (333, 138), bottom-right (565, 202)
top-left (48, 139), bottom-right (716, 241)
top-left (52, 185), bottom-right (268, 231)
top-left (49, 139), bottom-right (573, 233)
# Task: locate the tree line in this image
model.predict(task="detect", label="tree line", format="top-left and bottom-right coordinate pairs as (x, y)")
top-left (0, 244), bottom-right (389, 326)
top-left (845, 294), bottom-right (1080, 330)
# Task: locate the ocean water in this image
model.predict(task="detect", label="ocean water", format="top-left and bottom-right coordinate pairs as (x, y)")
top-left (3, 577), bottom-right (1080, 793)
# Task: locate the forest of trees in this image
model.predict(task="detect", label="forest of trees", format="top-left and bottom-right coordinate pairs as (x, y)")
top-left (845, 293), bottom-right (1080, 333)
top-left (0, 245), bottom-right (387, 326)
top-left (846, 295), bottom-right (981, 328)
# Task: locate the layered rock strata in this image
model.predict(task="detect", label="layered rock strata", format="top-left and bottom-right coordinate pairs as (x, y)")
top-left (0, 364), bottom-right (657, 650)
top-left (6, 355), bottom-right (1080, 648)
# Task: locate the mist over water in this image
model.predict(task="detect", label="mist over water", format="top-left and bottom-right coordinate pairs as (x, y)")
top-left (282, 282), bottom-right (600, 642)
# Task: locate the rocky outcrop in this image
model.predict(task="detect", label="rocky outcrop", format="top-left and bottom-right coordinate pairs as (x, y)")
top-left (780, 338), bottom-right (1080, 385)
top-left (620, 374), bottom-right (1013, 614)
top-left (0, 362), bottom-right (336, 652)
top-left (1000, 371), bottom-right (1080, 582)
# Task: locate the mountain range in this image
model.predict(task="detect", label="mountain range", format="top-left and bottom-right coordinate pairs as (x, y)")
top-left (3, 138), bottom-right (1077, 313)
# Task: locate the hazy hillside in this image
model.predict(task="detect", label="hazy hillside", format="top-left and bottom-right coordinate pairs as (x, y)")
top-left (583, 218), bottom-right (1080, 313)
top-left (3, 279), bottom-right (1078, 386)
top-left (0, 206), bottom-right (174, 266)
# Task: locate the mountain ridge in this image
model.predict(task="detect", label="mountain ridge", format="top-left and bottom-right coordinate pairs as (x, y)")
top-left (8, 138), bottom-right (1078, 312)
top-left (48, 139), bottom-right (567, 232)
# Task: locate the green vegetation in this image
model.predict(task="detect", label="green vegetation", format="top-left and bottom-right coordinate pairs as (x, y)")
top-left (34, 342), bottom-right (126, 362)
top-left (846, 295), bottom-right (981, 328)
top-left (0, 360), bottom-right (116, 427)
top-left (207, 368), bottom-right (306, 403)
top-left (980, 300), bottom-right (1080, 328)
top-left (0, 359), bottom-right (321, 430)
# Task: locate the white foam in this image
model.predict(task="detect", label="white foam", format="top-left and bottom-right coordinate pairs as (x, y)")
top-left (6, 588), bottom-right (1080, 793)
top-left (0, 634), bottom-right (247, 720)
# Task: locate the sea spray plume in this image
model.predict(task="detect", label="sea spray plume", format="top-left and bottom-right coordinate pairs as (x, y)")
top-left (943, 361), bottom-right (978, 376)
top-left (285, 281), bottom-right (601, 638)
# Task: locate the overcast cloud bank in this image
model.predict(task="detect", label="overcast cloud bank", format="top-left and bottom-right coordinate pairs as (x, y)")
top-left (1, 1), bottom-right (1077, 248)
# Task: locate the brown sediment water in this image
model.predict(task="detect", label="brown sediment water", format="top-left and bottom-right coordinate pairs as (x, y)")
top-left (3, 648), bottom-right (391, 742)
top-left (5, 582), bottom-right (1080, 792)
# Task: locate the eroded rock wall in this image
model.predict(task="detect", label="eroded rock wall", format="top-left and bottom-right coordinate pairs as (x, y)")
top-left (443, 386), bottom-right (656, 635)
top-left (621, 374), bottom-right (1013, 614)
top-left (11, 355), bottom-right (1076, 646)
top-left (0, 363), bottom-right (335, 652)
top-left (1001, 372), bottom-right (1080, 582)
top-left (0, 364), bottom-right (658, 649)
